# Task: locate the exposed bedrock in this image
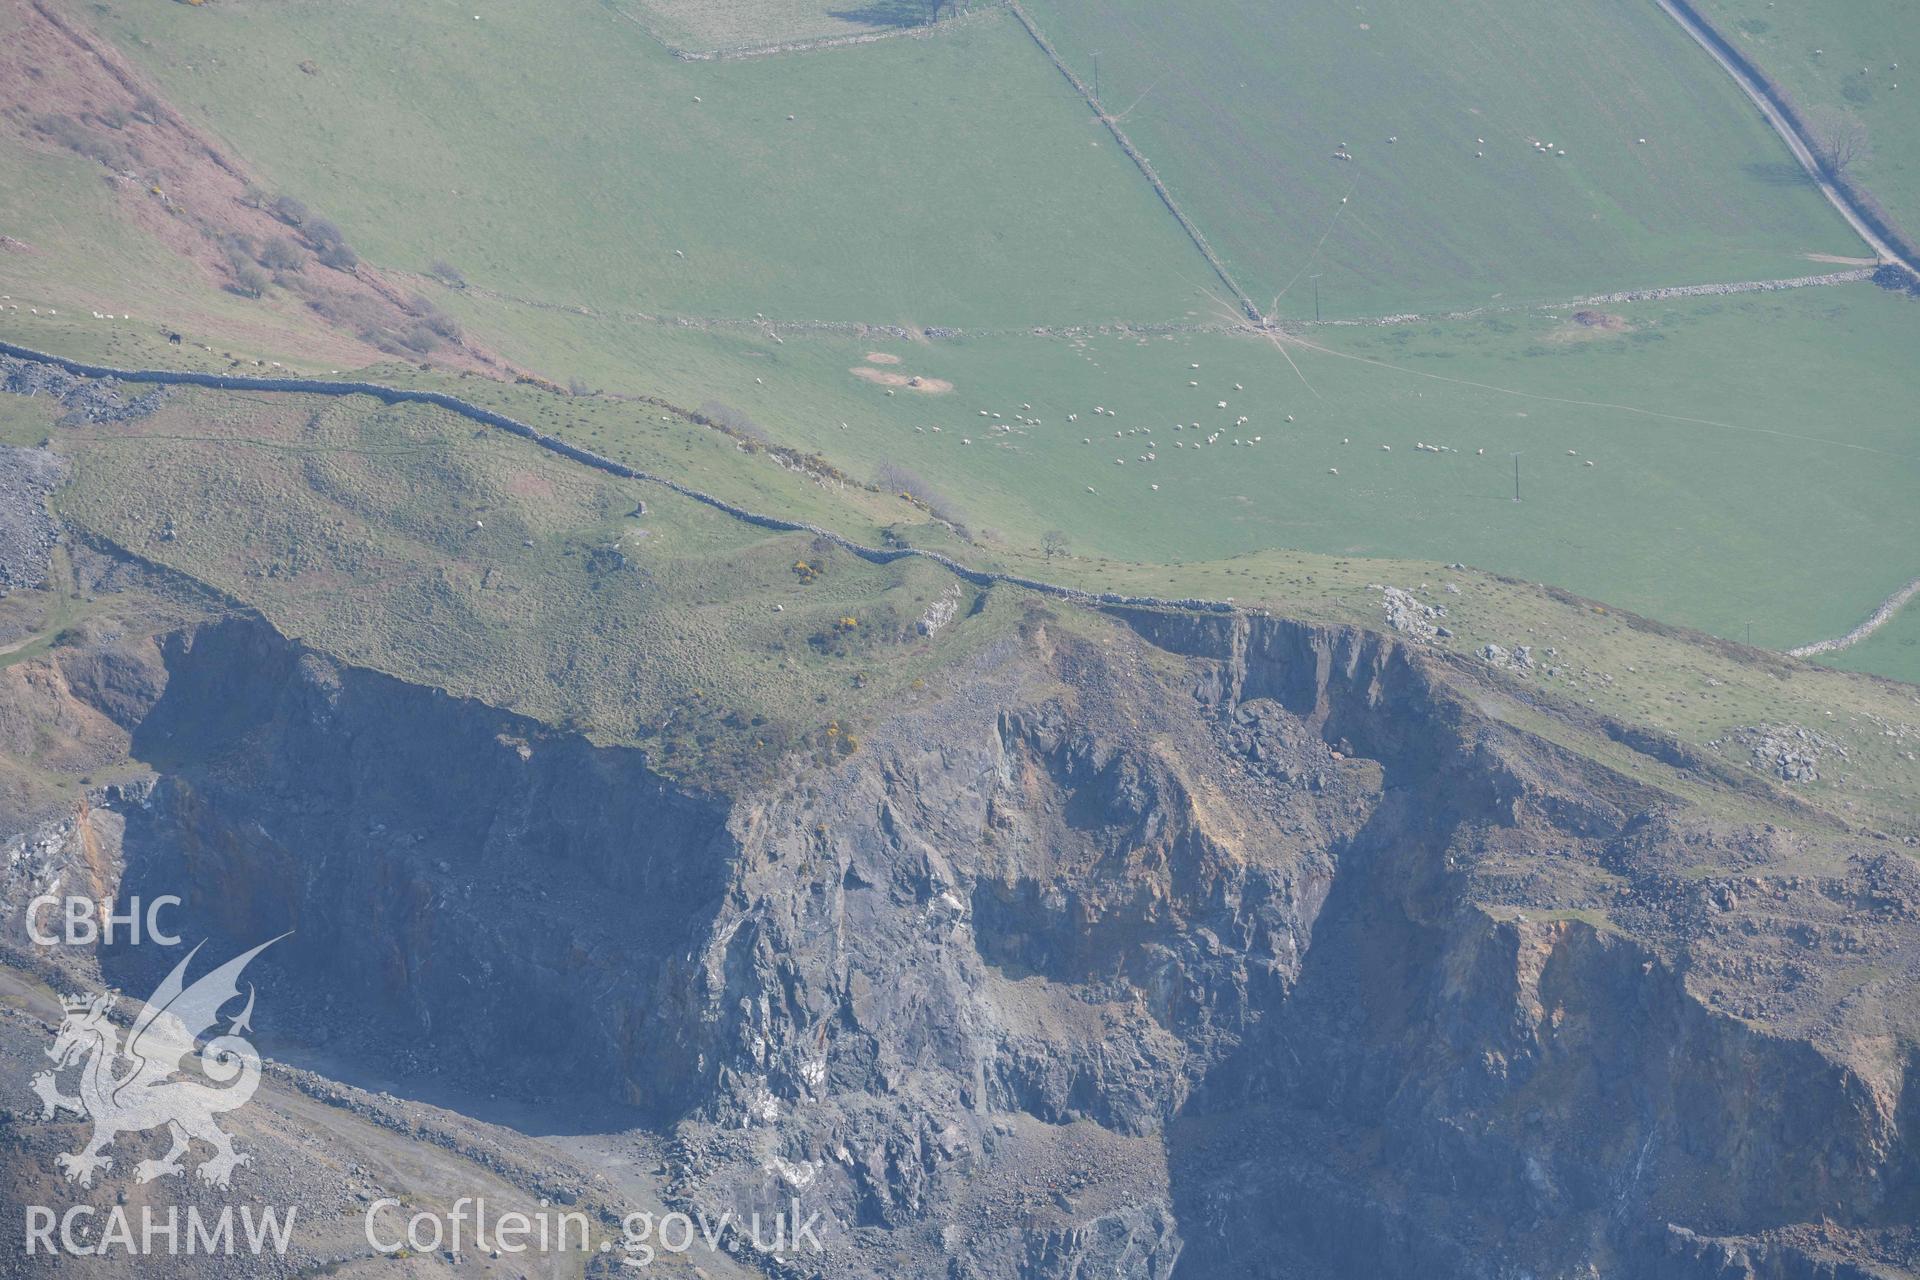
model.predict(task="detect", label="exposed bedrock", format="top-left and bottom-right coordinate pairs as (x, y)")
top-left (9, 606), bottom-right (1916, 1278)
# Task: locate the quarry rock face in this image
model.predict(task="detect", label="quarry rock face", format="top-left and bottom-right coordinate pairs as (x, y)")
top-left (7, 610), bottom-right (1918, 1279)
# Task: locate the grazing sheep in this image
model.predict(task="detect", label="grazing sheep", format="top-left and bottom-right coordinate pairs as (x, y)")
top-left (1328, 467), bottom-right (1339, 475)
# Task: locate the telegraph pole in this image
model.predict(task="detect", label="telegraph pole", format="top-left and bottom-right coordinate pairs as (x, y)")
top-left (1311, 273), bottom-right (1322, 322)
top-left (1511, 452), bottom-right (1522, 502)
top-left (1091, 51), bottom-right (1100, 104)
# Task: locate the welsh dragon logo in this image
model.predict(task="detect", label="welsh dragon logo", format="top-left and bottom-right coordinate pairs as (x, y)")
top-left (30, 936), bottom-right (285, 1190)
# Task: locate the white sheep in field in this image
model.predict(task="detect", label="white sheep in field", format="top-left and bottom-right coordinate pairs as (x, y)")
top-left (1328, 467), bottom-right (1339, 475)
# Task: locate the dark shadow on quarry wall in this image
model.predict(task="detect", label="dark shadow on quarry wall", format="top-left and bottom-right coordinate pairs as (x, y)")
top-left (102, 617), bottom-right (734, 1121)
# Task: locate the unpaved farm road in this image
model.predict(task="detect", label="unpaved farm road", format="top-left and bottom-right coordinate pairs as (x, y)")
top-left (1654, 0), bottom-right (1918, 277)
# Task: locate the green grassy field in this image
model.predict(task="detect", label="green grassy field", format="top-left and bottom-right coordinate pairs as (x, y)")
top-left (7, 261), bottom-right (1916, 666)
top-left (7, 0), bottom-right (1916, 687)
top-left (1693, 0), bottom-right (1920, 244)
top-left (0, 130), bottom-right (378, 365)
top-left (48, 387), bottom-right (1011, 786)
top-left (1020, 0), bottom-right (1865, 317)
top-left (1819, 599), bottom-right (1920, 684)
top-left (17, 378), bottom-right (1915, 835)
top-left (341, 278), bottom-right (1920, 654)
top-left (82, 0), bottom-right (1215, 328)
top-left (617, 0), bottom-right (954, 54)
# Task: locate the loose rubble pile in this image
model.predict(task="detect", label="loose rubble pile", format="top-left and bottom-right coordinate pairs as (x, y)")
top-left (918, 584), bottom-right (963, 636)
top-left (1480, 642), bottom-right (1535, 670)
top-left (1376, 585), bottom-right (1450, 640)
top-left (1706, 722), bottom-right (1851, 782)
top-left (0, 445), bottom-right (66, 593)
top-left (0, 353), bottom-right (166, 424)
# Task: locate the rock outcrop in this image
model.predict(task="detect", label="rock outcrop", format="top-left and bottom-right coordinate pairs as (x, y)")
top-left (5, 605), bottom-right (1917, 1279)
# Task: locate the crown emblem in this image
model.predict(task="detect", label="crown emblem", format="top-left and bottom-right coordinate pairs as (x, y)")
top-left (59, 992), bottom-right (101, 1013)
